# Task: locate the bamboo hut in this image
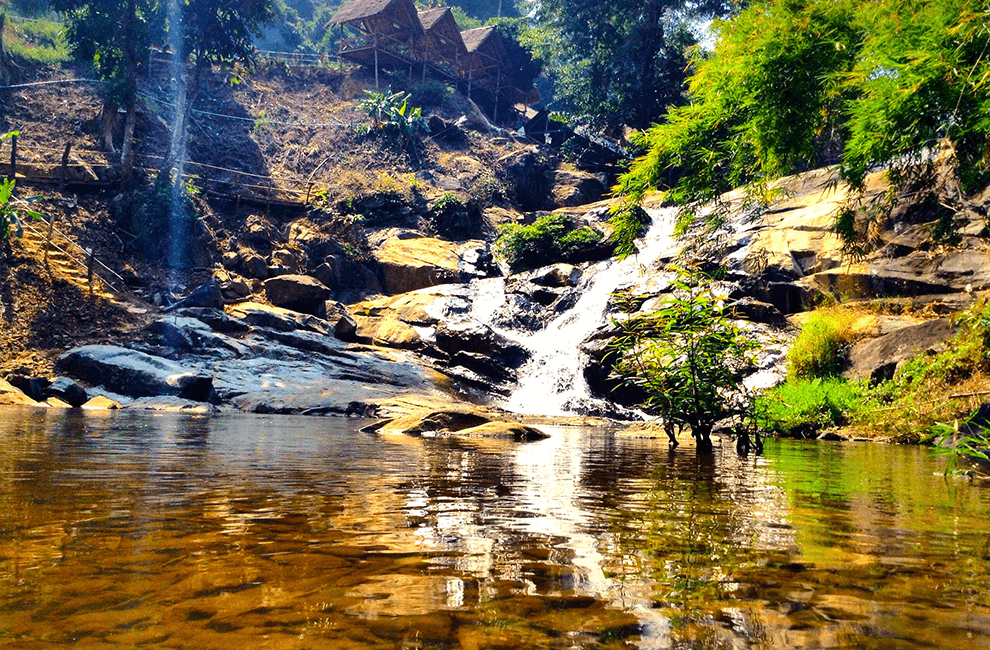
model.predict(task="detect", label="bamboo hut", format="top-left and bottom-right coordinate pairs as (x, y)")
top-left (328, 0), bottom-right (424, 86)
top-left (416, 7), bottom-right (466, 78)
top-left (459, 26), bottom-right (505, 87)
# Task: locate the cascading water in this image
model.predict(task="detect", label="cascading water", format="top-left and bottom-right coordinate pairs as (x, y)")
top-left (489, 208), bottom-right (680, 417)
top-left (166, 0), bottom-right (189, 274)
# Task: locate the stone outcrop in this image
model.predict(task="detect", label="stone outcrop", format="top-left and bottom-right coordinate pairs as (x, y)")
top-left (264, 274), bottom-right (331, 315)
top-left (845, 318), bottom-right (957, 383)
top-left (369, 229), bottom-right (496, 295)
top-left (0, 378), bottom-right (44, 407)
top-left (56, 345), bottom-right (215, 401)
top-left (369, 406), bottom-right (549, 441)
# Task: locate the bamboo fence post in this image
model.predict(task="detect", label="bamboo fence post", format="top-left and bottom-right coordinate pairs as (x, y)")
top-left (87, 246), bottom-right (95, 297)
top-left (59, 142), bottom-right (72, 192)
top-left (43, 213), bottom-right (54, 266)
top-left (8, 133), bottom-right (15, 182)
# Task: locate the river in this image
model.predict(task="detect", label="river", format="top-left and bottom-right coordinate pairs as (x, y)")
top-left (1, 407), bottom-right (988, 649)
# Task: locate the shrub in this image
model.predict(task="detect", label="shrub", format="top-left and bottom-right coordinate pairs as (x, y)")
top-left (4, 16), bottom-right (70, 65)
top-left (358, 90), bottom-right (428, 151)
top-left (494, 213), bottom-right (602, 272)
top-left (756, 378), bottom-right (867, 437)
top-left (608, 269), bottom-right (758, 451)
top-left (787, 307), bottom-right (860, 379)
top-left (409, 80), bottom-right (451, 108)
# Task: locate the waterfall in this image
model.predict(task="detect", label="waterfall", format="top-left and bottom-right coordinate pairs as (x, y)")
top-left (495, 208), bottom-right (680, 417)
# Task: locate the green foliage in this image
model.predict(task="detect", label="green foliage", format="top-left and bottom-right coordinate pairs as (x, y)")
top-left (756, 377), bottom-right (867, 437)
top-left (2, 15), bottom-right (70, 64)
top-left (614, 0), bottom-right (859, 228)
top-left (616, 0), bottom-right (990, 247)
top-left (524, 0), bottom-right (730, 131)
top-left (787, 307), bottom-right (860, 380)
top-left (359, 90), bottom-right (428, 151)
top-left (0, 133), bottom-right (45, 248)
top-left (408, 79), bottom-right (451, 108)
top-left (924, 417), bottom-right (990, 477)
top-left (494, 212), bottom-right (602, 272)
top-left (608, 269), bottom-right (757, 450)
top-left (607, 201), bottom-right (651, 259)
top-left (758, 301), bottom-right (990, 440)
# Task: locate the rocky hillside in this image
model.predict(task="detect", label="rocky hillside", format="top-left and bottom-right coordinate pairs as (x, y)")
top-left (2, 59), bottom-right (988, 438)
top-left (0, 60), bottom-right (611, 374)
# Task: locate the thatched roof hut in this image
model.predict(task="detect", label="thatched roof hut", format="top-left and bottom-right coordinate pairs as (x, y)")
top-left (328, 0), bottom-right (424, 73)
top-left (460, 26), bottom-right (505, 81)
top-left (416, 8), bottom-right (466, 64)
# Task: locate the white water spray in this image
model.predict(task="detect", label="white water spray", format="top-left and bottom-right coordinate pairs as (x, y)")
top-left (166, 0), bottom-right (188, 275)
top-left (495, 208), bottom-right (679, 416)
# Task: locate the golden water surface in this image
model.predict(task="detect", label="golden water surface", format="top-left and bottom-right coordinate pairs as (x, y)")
top-left (1, 407), bottom-right (988, 649)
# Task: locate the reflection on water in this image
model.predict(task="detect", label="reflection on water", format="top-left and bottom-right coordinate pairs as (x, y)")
top-left (1, 407), bottom-right (989, 649)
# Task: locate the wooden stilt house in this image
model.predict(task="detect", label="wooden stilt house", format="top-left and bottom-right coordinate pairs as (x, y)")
top-left (460, 26), bottom-right (507, 118)
top-left (416, 8), bottom-right (466, 80)
top-left (328, 0), bottom-right (424, 87)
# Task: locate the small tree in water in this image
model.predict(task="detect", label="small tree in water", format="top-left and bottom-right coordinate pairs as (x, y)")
top-left (608, 268), bottom-right (758, 453)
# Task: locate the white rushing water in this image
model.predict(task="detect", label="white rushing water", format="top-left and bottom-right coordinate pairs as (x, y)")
top-left (495, 208), bottom-right (679, 416)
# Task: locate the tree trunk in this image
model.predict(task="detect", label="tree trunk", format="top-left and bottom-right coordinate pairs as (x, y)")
top-left (634, 1), bottom-right (664, 130)
top-left (98, 97), bottom-right (121, 153)
top-left (119, 0), bottom-right (139, 184)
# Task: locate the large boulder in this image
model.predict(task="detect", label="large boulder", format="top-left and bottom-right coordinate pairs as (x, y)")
top-left (434, 319), bottom-right (529, 369)
top-left (43, 377), bottom-right (89, 407)
top-left (264, 274), bottom-right (332, 315)
top-left (499, 148), bottom-right (552, 211)
top-left (227, 301), bottom-right (331, 335)
top-left (56, 345), bottom-right (214, 401)
top-left (552, 170), bottom-right (606, 208)
top-left (845, 318), bottom-right (957, 383)
top-left (0, 378), bottom-right (44, 407)
top-left (370, 230), bottom-right (495, 294)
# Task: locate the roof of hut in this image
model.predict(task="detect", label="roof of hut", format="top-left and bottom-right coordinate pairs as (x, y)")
top-left (328, 0), bottom-right (423, 37)
top-left (417, 8), bottom-right (466, 58)
top-left (418, 7), bottom-right (449, 30)
top-left (460, 26), bottom-right (505, 80)
top-left (461, 27), bottom-right (496, 53)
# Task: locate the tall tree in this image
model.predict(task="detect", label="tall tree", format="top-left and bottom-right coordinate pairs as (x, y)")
top-left (612, 0), bottom-right (990, 250)
top-left (51, 0), bottom-right (163, 166)
top-left (523, 0), bottom-right (734, 131)
top-left (159, 0), bottom-right (275, 174)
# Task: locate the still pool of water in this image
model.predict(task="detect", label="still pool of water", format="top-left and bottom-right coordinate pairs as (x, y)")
top-left (1, 407), bottom-right (988, 649)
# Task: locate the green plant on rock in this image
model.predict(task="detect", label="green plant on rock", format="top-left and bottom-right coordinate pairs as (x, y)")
top-left (494, 212), bottom-right (602, 272)
top-left (787, 307), bottom-right (860, 380)
top-left (608, 269), bottom-right (758, 452)
top-left (756, 377), bottom-right (867, 437)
